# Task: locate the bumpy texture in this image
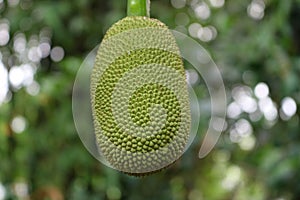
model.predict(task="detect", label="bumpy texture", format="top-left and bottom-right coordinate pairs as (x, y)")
top-left (91, 16), bottom-right (191, 174)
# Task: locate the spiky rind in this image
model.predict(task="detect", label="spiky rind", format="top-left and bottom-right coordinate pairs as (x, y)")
top-left (91, 16), bottom-right (191, 175)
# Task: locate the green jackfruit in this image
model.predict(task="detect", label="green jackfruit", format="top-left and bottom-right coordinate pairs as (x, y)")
top-left (91, 16), bottom-right (191, 175)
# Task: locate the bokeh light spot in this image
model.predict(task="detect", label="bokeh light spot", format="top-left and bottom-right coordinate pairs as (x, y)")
top-left (0, 21), bottom-right (10, 46)
top-left (39, 42), bottom-right (51, 58)
top-left (232, 86), bottom-right (257, 113)
top-left (175, 12), bottom-right (190, 26)
top-left (239, 135), bottom-right (256, 151)
top-left (171, 0), bottom-right (186, 9)
top-left (209, 0), bottom-right (225, 8)
top-left (13, 33), bottom-right (26, 53)
top-left (0, 61), bottom-right (8, 104)
top-left (188, 23), bottom-right (202, 38)
top-left (13, 182), bottom-right (28, 198)
top-left (8, 64), bottom-right (35, 89)
top-left (28, 46), bottom-right (42, 62)
top-left (258, 97), bottom-right (278, 121)
top-left (212, 150), bottom-right (230, 163)
top-left (194, 2), bottom-right (210, 20)
top-left (9, 66), bottom-right (24, 88)
top-left (197, 27), bottom-right (214, 42)
top-left (26, 81), bottom-right (40, 96)
top-left (235, 119), bottom-right (252, 137)
top-left (221, 165), bottom-right (241, 190)
top-left (106, 186), bottom-right (121, 200)
top-left (0, 183), bottom-right (5, 200)
top-left (227, 102), bottom-right (242, 119)
top-left (247, 0), bottom-right (265, 20)
top-left (281, 97), bottom-right (297, 119)
top-left (8, 0), bottom-right (19, 7)
top-left (11, 116), bottom-right (26, 134)
top-left (50, 46), bottom-right (65, 62)
top-left (249, 110), bottom-right (263, 122)
top-left (185, 69), bottom-right (199, 85)
top-left (254, 82), bottom-right (269, 99)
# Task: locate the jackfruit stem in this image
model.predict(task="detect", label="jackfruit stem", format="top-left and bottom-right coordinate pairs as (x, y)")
top-left (127, 0), bottom-right (150, 17)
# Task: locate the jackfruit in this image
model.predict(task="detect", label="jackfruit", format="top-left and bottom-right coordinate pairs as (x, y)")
top-left (91, 16), bottom-right (191, 175)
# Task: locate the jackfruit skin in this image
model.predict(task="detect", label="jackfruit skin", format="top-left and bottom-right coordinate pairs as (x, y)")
top-left (91, 16), bottom-right (191, 175)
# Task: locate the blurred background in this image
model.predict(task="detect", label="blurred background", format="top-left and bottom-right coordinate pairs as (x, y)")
top-left (0, 0), bottom-right (300, 199)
